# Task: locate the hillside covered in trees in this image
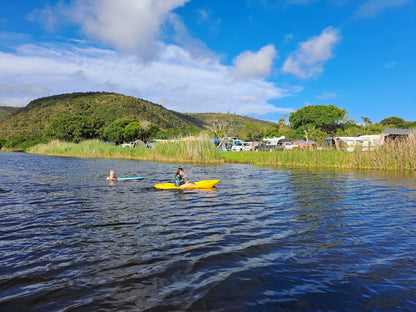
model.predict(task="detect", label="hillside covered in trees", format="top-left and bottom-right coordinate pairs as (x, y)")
top-left (0, 92), bottom-right (415, 149)
top-left (0, 92), bottom-right (272, 148)
top-left (0, 106), bottom-right (21, 121)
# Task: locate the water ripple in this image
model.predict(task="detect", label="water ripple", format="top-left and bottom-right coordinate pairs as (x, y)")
top-left (1, 154), bottom-right (415, 311)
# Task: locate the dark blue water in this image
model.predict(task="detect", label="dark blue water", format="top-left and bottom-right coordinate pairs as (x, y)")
top-left (1, 152), bottom-right (415, 311)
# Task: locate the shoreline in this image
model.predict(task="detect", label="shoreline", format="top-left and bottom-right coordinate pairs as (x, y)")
top-left (14, 139), bottom-right (415, 171)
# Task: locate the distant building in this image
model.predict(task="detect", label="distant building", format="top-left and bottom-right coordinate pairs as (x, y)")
top-left (381, 129), bottom-right (416, 141)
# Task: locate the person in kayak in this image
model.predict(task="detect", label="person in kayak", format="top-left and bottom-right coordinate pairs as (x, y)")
top-left (174, 168), bottom-right (195, 187)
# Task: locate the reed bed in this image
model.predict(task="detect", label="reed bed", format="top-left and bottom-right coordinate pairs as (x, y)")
top-left (27, 139), bottom-right (224, 164)
top-left (223, 135), bottom-right (416, 171)
top-left (370, 135), bottom-right (416, 170)
top-left (26, 136), bottom-right (415, 171)
top-left (148, 140), bottom-right (224, 163)
top-left (27, 140), bottom-right (148, 160)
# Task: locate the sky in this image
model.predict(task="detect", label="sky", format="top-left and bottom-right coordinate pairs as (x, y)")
top-left (0, 0), bottom-right (415, 124)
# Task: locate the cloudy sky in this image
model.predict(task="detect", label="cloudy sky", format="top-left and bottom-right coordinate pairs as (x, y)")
top-left (0, 0), bottom-right (414, 123)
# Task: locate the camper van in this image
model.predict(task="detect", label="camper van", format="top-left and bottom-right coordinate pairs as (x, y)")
top-left (323, 136), bottom-right (361, 152)
top-left (359, 135), bottom-right (382, 151)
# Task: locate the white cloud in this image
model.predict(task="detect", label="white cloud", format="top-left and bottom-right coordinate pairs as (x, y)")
top-left (0, 43), bottom-right (296, 116)
top-left (0, 97), bottom-right (34, 107)
top-left (28, 5), bottom-right (61, 32)
top-left (357, 0), bottom-right (410, 18)
top-left (317, 91), bottom-right (337, 99)
top-left (1, 1), bottom-right (300, 116)
top-left (34, 0), bottom-right (190, 60)
top-left (0, 81), bottom-right (49, 96)
top-left (282, 27), bottom-right (341, 79)
top-left (232, 44), bottom-right (278, 80)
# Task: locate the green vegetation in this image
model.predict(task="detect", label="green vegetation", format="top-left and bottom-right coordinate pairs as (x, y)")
top-left (379, 116), bottom-right (413, 129)
top-left (187, 112), bottom-right (272, 138)
top-left (289, 104), bottom-right (348, 137)
top-left (0, 92), bottom-right (271, 148)
top-left (223, 137), bottom-right (416, 170)
top-left (1, 92), bottom-right (415, 176)
top-left (27, 140), bottom-right (144, 160)
top-left (103, 118), bottom-right (136, 142)
top-left (27, 135), bottom-right (416, 171)
top-left (0, 106), bottom-right (21, 121)
top-left (149, 139), bottom-right (223, 163)
top-left (28, 139), bottom-right (224, 164)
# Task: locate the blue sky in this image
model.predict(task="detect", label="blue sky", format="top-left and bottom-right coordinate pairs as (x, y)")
top-left (0, 0), bottom-right (415, 124)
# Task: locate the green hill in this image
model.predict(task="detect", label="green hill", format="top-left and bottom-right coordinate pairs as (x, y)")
top-left (21, 92), bottom-right (204, 129)
top-left (0, 106), bottom-right (21, 121)
top-left (0, 92), bottom-right (272, 148)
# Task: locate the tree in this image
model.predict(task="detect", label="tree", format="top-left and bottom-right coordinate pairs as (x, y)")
top-left (45, 114), bottom-right (105, 142)
top-left (263, 123), bottom-right (281, 138)
top-left (240, 123), bottom-right (264, 141)
top-left (279, 126), bottom-right (298, 141)
top-left (145, 124), bottom-right (161, 141)
top-left (303, 126), bottom-right (327, 144)
top-left (361, 116), bottom-right (372, 126)
top-left (124, 121), bottom-right (142, 141)
top-left (204, 116), bottom-right (234, 138)
top-left (103, 118), bottom-right (135, 142)
top-left (379, 116), bottom-right (406, 129)
top-left (289, 105), bottom-right (348, 150)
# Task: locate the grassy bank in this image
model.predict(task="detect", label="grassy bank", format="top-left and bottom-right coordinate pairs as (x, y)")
top-left (27, 139), bottom-right (224, 164)
top-left (26, 136), bottom-right (416, 171)
top-left (223, 136), bottom-right (416, 170)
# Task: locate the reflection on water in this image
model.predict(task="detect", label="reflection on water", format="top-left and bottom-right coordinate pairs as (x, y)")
top-left (0, 153), bottom-right (415, 311)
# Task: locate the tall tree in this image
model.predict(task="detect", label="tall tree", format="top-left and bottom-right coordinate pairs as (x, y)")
top-left (124, 121), bottom-right (143, 141)
top-left (103, 118), bottom-right (135, 142)
top-left (263, 123), bottom-right (280, 138)
top-left (289, 105), bottom-right (348, 149)
top-left (240, 123), bottom-right (264, 141)
top-left (379, 116), bottom-right (406, 128)
top-left (204, 116), bottom-right (235, 138)
top-left (361, 116), bottom-right (372, 126)
top-left (45, 114), bottom-right (104, 142)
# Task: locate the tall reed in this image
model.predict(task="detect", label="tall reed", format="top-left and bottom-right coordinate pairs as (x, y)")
top-left (27, 140), bottom-right (148, 159)
top-left (149, 139), bottom-right (224, 163)
top-left (222, 136), bottom-right (415, 171)
top-left (370, 135), bottom-right (416, 170)
top-left (27, 139), bottom-right (224, 164)
top-left (26, 136), bottom-right (415, 171)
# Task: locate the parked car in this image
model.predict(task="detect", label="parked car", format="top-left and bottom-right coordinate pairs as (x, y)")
top-left (121, 141), bottom-right (136, 147)
top-left (255, 140), bottom-right (299, 151)
top-left (232, 141), bottom-right (254, 151)
top-left (241, 142), bottom-right (254, 151)
top-left (231, 140), bottom-right (244, 151)
top-left (255, 142), bottom-right (277, 152)
top-left (278, 141), bottom-right (299, 151)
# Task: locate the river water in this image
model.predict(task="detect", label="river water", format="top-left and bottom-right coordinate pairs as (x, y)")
top-left (0, 152), bottom-right (415, 311)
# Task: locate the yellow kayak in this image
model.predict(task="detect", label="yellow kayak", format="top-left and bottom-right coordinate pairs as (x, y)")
top-left (155, 179), bottom-right (219, 190)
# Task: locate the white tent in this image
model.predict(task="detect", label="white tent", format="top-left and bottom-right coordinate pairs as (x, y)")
top-left (263, 136), bottom-right (287, 145)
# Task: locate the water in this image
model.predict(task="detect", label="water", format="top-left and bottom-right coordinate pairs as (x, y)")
top-left (1, 152), bottom-right (415, 311)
